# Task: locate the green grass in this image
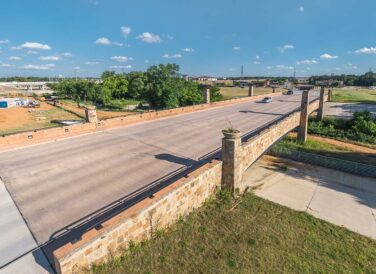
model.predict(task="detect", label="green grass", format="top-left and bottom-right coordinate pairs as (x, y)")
top-left (332, 88), bottom-right (376, 104)
top-left (220, 87), bottom-right (274, 100)
top-left (274, 136), bottom-right (376, 165)
top-left (92, 191), bottom-right (376, 274)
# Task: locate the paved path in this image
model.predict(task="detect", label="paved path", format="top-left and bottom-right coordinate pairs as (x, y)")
top-left (0, 181), bottom-right (52, 273)
top-left (324, 102), bottom-right (376, 119)
top-left (246, 156), bottom-right (376, 239)
top-left (0, 92), bottom-right (318, 268)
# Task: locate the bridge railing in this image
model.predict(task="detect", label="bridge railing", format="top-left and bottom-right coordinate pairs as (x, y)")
top-left (268, 147), bottom-right (376, 178)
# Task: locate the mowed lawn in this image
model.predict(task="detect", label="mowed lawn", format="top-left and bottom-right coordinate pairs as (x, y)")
top-left (220, 87), bottom-right (276, 99)
top-left (332, 88), bottom-right (376, 104)
top-left (92, 192), bottom-right (376, 274)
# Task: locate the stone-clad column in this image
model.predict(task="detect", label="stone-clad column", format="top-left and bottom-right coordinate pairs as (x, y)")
top-left (298, 90), bottom-right (309, 143)
top-left (317, 86), bottom-right (325, 121)
top-left (203, 88), bottom-right (210, 104)
top-left (248, 84), bottom-right (254, 97)
top-left (221, 130), bottom-right (242, 193)
top-left (328, 88), bottom-right (333, 102)
top-left (272, 87), bottom-right (276, 93)
top-left (85, 106), bottom-right (98, 124)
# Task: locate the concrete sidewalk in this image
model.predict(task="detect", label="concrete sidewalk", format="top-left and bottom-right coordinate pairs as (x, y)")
top-left (0, 181), bottom-right (52, 273)
top-left (244, 156), bottom-right (376, 239)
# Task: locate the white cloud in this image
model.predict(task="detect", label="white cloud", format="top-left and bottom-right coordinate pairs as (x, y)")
top-left (233, 46), bottom-right (240, 51)
top-left (95, 37), bottom-right (123, 46)
top-left (8, 56), bottom-right (22, 61)
top-left (21, 42), bottom-right (52, 50)
top-left (296, 59), bottom-right (318, 65)
top-left (109, 65), bottom-right (132, 69)
top-left (136, 32), bottom-right (161, 43)
top-left (299, 6), bottom-right (304, 12)
top-left (121, 26), bottom-right (131, 37)
top-left (23, 64), bottom-right (55, 70)
top-left (276, 65), bottom-right (294, 70)
top-left (162, 53), bottom-right (182, 59)
top-left (278, 44), bottom-right (294, 52)
top-left (85, 61), bottom-right (100, 65)
top-left (229, 68), bottom-right (236, 72)
top-left (0, 40), bottom-right (10, 44)
top-left (0, 63), bottom-right (14, 67)
top-left (26, 50), bottom-right (39, 55)
top-left (182, 48), bottom-right (194, 52)
top-left (110, 56), bottom-right (134, 62)
top-left (40, 55), bottom-right (62, 61)
top-left (253, 61), bottom-right (261, 65)
top-left (73, 66), bottom-right (80, 70)
top-left (320, 53), bottom-right (338, 59)
top-left (256, 55), bottom-right (260, 59)
top-left (354, 47), bottom-right (376, 55)
top-left (61, 52), bottom-right (72, 57)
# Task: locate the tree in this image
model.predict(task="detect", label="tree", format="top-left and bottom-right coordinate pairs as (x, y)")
top-left (101, 75), bottom-right (129, 101)
top-left (210, 86), bottom-right (224, 102)
top-left (144, 64), bottom-right (181, 108)
top-left (127, 71), bottom-right (147, 99)
top-left (101, 71), bottom-right (116, 81)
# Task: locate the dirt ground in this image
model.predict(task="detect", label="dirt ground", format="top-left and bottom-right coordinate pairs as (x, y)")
top-left (0, 100), bottom-right (81, 135)
top-left (57, 101), bottom-right (133, 120)
top-left (289, 132), bottom-right (376, 154)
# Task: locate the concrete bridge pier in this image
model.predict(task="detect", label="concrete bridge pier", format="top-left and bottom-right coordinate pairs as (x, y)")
top-left (298, 90), bottom-right (309, 143)
top-left (202, 88), bottom-right (210, 104)
top-left (248, 84), bottom-right (254, 97)
top-left (317, 86), bottom-right (325, 121)
top-left (221, 130), bottom-right (242, 193)
top-left (85, 107), bottom-right (98, 124)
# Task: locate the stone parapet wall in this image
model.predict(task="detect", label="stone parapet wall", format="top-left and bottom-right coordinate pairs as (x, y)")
top-left (237, 98), bottom-right (320, 192)
top-left (0, 93), bottom-right (282, 151)
top-left (53, 160), bottom-right (222, 274)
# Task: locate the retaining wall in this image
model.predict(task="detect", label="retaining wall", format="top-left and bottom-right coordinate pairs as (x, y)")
top-left (0, 93), bottom-right (282, 151)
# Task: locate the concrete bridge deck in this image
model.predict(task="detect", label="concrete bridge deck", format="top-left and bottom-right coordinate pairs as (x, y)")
top-left (0, 91), bottom-right (319, 268)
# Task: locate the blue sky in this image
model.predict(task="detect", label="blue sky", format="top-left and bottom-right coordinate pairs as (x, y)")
top-left (0, 0), bottom-right (375, 77)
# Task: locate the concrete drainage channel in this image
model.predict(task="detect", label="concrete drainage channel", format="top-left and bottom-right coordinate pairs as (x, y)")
top-left (0, 180), bottom-right (53, 273)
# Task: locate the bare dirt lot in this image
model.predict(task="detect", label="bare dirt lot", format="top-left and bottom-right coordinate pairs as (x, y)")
top-left (0, 100), bottom-right (81, 135)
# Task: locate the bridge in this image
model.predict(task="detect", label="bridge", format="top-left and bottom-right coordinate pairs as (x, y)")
top-left (0, 81), bottom-right (56, 92)
top-left (0, 89), bottom-right (326, 273)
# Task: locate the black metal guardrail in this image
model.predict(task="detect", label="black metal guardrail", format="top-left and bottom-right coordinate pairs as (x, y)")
top-left (268, 147), bottom-right (376, 178)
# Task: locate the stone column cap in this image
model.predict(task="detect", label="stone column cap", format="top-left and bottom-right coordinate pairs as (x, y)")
top-left (85, 106), bottom-right (97, 110)
top-left (222, 129), bottom-right (241, 139)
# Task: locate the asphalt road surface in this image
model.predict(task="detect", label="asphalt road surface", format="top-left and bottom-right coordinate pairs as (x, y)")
top-left (0, 91), bottom-right (318, 265)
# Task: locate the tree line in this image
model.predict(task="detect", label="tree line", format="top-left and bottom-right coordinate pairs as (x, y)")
top-left (50, 64), bottom-right (223, 110)
top-left (308, 72), bottom-right (376, 87)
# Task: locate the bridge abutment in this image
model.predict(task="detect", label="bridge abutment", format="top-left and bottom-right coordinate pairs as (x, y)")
top-left (298, 90), bottom-right (309, 143)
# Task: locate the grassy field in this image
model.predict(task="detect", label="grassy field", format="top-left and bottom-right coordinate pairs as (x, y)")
top-left (332, 88), bottom-right (376, 104)
top-left (0, 102), bottom-right (81, 135)
top-left (58, 100), bottom-right (135, 120)
top-left (92, 191), bottom-right (376, 273)
top-left (220, 87), bottom-right (277, 100)
top-left (273, 135), bottom-right (376, 165)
